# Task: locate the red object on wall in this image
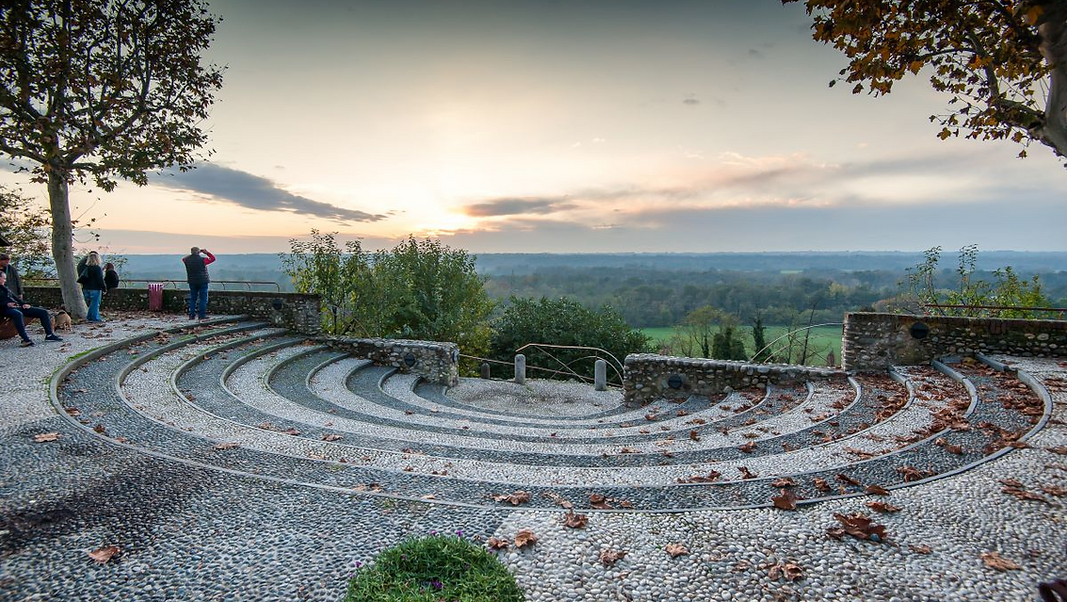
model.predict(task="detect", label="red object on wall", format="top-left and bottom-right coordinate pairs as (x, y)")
top-left (148, 283), bottom-right (164, 311)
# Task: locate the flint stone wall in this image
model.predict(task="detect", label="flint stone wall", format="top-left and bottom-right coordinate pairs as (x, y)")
top-left (23, 286), bottom-right (321, 335)
top-left (843, 312), bottom-right (1067, 371)
top-left (623, 353), bottom-right (844, 406)
top-left (326, 337), bottom-right (459, 386)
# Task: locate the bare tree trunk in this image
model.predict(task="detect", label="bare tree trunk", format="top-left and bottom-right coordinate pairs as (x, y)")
top-left (1039, 8), bottom-right (1067, 159)
top-left (47, 171), bottom-right (87, 319)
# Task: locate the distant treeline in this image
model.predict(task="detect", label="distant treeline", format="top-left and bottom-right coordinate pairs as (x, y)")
top-left (110, 252), bottom-right (1067, 327)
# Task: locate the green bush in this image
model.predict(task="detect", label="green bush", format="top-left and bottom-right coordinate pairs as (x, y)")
top-left (345, 535), bottom-right (524, 602)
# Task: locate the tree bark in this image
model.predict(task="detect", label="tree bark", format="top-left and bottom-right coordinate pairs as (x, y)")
top-left (47, 170), bottom-right (87, 319)
top-left (1039, 8), bottom-right (1067, 159)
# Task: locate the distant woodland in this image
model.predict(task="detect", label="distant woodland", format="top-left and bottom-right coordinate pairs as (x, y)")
top-left (113, 251), bottom-right (1067, 329)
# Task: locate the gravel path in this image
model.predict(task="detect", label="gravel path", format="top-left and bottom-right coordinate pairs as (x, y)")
top-left (2, 314), bottom-right (1065, 601)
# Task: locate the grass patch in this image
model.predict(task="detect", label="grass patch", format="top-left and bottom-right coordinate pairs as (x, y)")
top-left (641, 324), bottom-right (843, 365)
top-left (345, 535), bottom-right (524, 602)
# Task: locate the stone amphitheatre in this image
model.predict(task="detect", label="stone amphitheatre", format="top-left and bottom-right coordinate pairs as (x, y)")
top-left (2, 287), bottom-right (1066, 601)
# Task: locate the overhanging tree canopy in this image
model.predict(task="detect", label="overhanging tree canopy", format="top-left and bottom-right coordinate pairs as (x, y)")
top-left (0, 0), bottom-right (223, 317)
top-left (784, 0), bottom-right (1067, 164)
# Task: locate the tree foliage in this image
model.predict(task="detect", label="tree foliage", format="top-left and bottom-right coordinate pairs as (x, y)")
top-left (282, 233), bottom-right (494, 359)
top-left (666, 305), bottom-right (748, 360)
top-left (785, 0), bottom-right (1067, 162)
top-left (899, 244), bottom-right (1054, 317)
top-left (0, 0), bottom-right (224, 316)
top-left (0, 185), bottom-right (52, 277)
top-left (489, 296), bottom-right (650, 381)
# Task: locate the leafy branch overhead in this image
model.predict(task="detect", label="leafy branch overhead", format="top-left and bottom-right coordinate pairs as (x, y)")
top-left (784, 0), bottom-right (1067, 163)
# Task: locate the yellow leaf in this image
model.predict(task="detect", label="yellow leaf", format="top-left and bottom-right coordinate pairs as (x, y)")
top-left (909, 61), bottom-right (923, 74)
top-left (1025, 5), bottom-right (1044, 25)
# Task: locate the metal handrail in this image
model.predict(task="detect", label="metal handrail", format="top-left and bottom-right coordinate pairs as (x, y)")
top-left (457, 352), bottom-right (624, 389)
top-left (748, 322), bottom-right (843, 364)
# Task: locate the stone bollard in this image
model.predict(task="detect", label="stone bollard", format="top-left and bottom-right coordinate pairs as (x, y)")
top-left (480, 362), bottom-right (491, 379)
top-left (514, 354), bottom-right (526, 385)
top-left (594, 359), bottom-right (607, 391)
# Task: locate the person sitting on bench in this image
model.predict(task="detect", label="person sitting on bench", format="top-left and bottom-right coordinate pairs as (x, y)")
top-left (0, 270), bottom-right (61, 347)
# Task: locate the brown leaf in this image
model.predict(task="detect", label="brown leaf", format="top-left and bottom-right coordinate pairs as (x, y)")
top-left (768, 561), bottom-right (805, 582)
top-left (644, 412), bottom-right (657, 421)
top-left (999, 478), bottom-right (1025, 488)
top-left (828, 513), bottom-right (886, 542)
top-left (665, 543), bottom-right (689, 558)
top-left (34, 432), bottom-right (60, 443)
top-left (1047, 446), bottom-right (1067, 455)
top-left (689, 430), bottom-right (700, 442)
top-left (212, 442), bottom-right (239, 451)
top-left (282, 428), bottom-right (301, 436)
top-left (909, 544), bottom-right (933, 554)
top-left (739, 441), bottom-right (757, 453)
top-left (771, 477), bottom-right (796, 488)
top-left (599, 548), bottom-right (627, 566)
top-left (935, 437), bottom-right (964, 455)
top-left (514, 529), bottom-right (537, 549)
top-left (836, 473), bottom-right (861, 486)
top-left (589, 493), bottom-right (612, 509)
top-left (981, 551), bottom-right (1021, 571)
top-left (1041, 485), bottom-right (1067, 497)
top-left (562, 511), bottom-right (588, 529)
top-left (896, 466), bottom-right (929, 483)
top-left (65, 407), bottom-right (81, 417)
top-left (864, 484), bottom-right (890, 496)
top-left (772, 489), bottom-right (798, 511)
top-left (843, 446), bottom-right (877, 460)
top-left (677, 470), bottom-right (720, 484)
top-left (93, 424), bottom-right (107, 434)
top-left (321, 433), bottom-right (343, 442)
top-left (88, 544), bottom-right (121, 564)
top-left (493, 490), bottom-right (531, 506)
top-left (486, 537), bottom-right (509, 550)
top-left (866, 501), bottom-right (902, 513)
top-left (813, 477), bottom-right (831, 492)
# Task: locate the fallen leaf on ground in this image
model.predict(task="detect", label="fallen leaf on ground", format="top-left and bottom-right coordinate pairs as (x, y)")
top-left (88, 545), bottom-right (120, 564)
top-left (866, 501), bottom-right (902, 513)
top-left (739, 441), bottom-right (757, 453)
top-left (689, 430), bottom-right (700, 442)
top-left (34, 432), bottom-right (60, 443)
top-left (514, 529), bottom-right (537, 549)
top-left (836, 473), bottom-right (861, 486)
top-left (599, 549), bottom-right (627, 566)
top-left (1047, 446), bottom-right (1067, 455)
top-left (493, 490), bottom-right (531, 506)
top-left (738, 467), bottom-right (758, 479)
top-left (772, 489), bottom-right (798, 511)
top-left (826, 513), bottom-right (887, 542)
top-left (1041, 485), bottom-right (1067, 497)
top-left (486, 537), bottom-right (509, 550)
top-left (213, 442), bottom-right (239, 451)
top-left (321, 433), bottom-right (343, 442)
top-left (589, 493), bottom-right (612, 509)
top-left (543, 492), bottom-right (573, 509)
top-left (813, 478), bottom-right (831, 492)
top-left (865, 484), bottom-right (890, 496)
top-left (665, 543), bottom-right (689, 557)
top-left (768, 561), bottom-right (805, 582)
top-left (562, 511), bottom-right (588, 529)
top-left (981, 551), bottom-right (1021, 571)
top-left (771, 477), bottom-right (796, 488)
top-left (909, 544), bottom-right (933, 554)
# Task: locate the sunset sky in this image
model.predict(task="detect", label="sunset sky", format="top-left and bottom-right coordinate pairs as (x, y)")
top-left (4, 0), bottom-right (1067, 254)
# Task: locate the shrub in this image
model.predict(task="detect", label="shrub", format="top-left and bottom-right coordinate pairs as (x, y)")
top-left (345, 535), bottom-right (524, 602)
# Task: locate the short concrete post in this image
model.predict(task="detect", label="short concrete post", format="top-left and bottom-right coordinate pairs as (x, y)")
top-left (594, 359), bottom-right (607, 391)
top-left (514, 354), bottom-right (526, 385)
top-left (480, 362), bottom-right (491, 379)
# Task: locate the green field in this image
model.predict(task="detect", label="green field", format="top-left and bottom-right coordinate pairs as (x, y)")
top-left (640, 324), bottom-right (843, 366)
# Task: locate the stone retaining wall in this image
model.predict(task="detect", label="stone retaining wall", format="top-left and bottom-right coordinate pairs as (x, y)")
top-left (842, 312), bottom-right (1067, 371)
top-left (623, 353), bottom-right (844, 405)
top-left (23, 286), bottom-right (321, 335)
top-left (325, 337), bottom-right (459, 386)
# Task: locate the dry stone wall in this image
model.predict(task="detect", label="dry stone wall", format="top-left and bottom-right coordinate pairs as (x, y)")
top-left (623, 353), bottom-right (844, 406)
top-left (325, 338), bottom-right (459, 386)
top-left (842, 312), bottom-right (1067, 371)
top-left (23, 286), bottom-right (321, 335)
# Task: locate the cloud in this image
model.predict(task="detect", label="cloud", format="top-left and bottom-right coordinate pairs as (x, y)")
top-left (462, 197), bottom-right (576, 217)
top-left (153, 163), bottom-right (386, 223)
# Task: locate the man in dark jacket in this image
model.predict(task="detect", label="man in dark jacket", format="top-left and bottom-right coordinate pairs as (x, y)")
top-left (0, 253), bottom-right (23, 298)
top-left (182, 246), bottom-right (216, 320)
top-left (0, 270), bottom-right (60, 346)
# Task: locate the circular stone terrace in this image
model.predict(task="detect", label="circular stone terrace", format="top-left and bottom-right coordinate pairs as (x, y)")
top-left (2, 312), bottom-right (1066, 601)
